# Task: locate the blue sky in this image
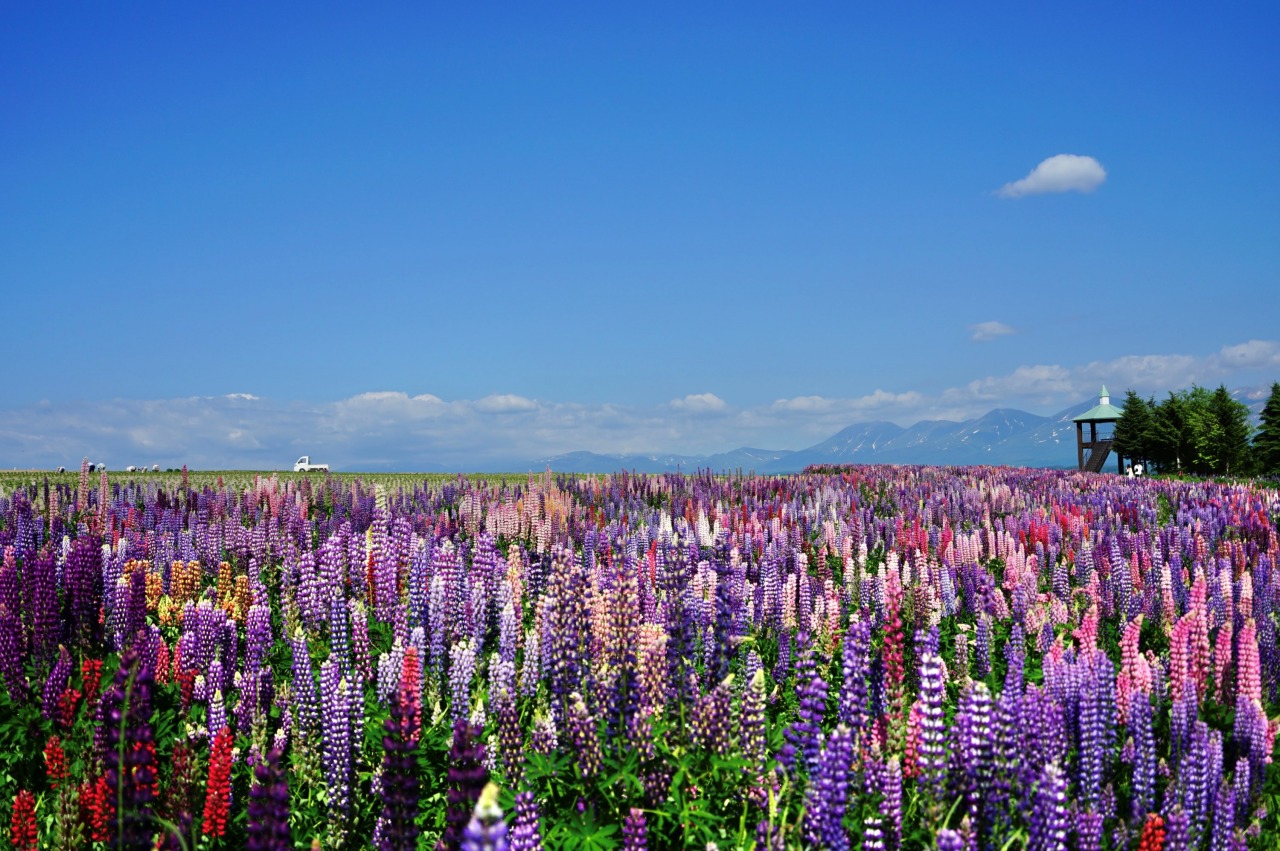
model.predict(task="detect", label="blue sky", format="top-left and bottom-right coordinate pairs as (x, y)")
top-left (3, 3), bottom-right (1278, 470)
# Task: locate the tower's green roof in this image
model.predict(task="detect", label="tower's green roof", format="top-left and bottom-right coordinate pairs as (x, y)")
top-left (1073, 386), bottom-right (1122, 422)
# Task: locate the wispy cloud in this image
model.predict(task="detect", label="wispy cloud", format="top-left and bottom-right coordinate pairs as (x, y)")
top-left (998, 154), bottom-right (1107, 198)
top-left (669, 393), bottom-right (728, 414)
top-left (2, 340), bottom-right (1274, 471)
top-left (969, 321), bottom-right (1016, 342)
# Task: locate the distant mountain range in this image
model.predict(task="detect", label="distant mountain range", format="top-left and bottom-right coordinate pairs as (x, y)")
top-left (535, 392), bottom-right (1269, 474)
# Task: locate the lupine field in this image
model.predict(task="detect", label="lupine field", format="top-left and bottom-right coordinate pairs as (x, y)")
top-left (0, 464), bottom-right (1278, 850)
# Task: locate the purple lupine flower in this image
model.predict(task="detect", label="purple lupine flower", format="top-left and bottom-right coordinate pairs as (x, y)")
top-left (290, 630), bottom-right (319, 736)
top-left (838, 617), bottom-right (872, 745)
top-left (0, 603), bottom-right (26, 703)
top-left (1164, 807), bottom-right (1190, 851)
top-left (782, 636), bottom-right (827, 775)
top-left (1129, 687), bottom-right (1157, 824)
top-left (461, 782), bottom-right (509, 851)
top-left (1075, 809), bottom-right (1104, 851)
top-left (351, 598), bottom-right (373, 686)
top-left (691, 675), bottom-right (733, 755)
top-left (246, 746), bottom-right (292, 851)
top-left (1211, 782), bottom-right (1235, 851)
top-left (492, 686), bottom-right (524, 784)
top-left (917, 645), bottom-right (949, 799)
top-left (621, 807), bottom-right (647, 851)
top-left (566, 691), bottom-right (602, 780)
top-left (803, 723), bottom-right (853, 851)
top-left (1178, 720), bottom-right (1213, 849)
top-left (1027, 762), bottom-right (1068, 851)
top-left (975, 614), bottom-right (991, 678)
top-left (64, 534), bottom-right (103, 649)
top-left (439, 720), bottom-right (489, 851)
top-left (861, 816), bottom-right (885, 851)
top-left (1077, 650), bottom-right (1115, 810)
top-left (42, 644), bottom-right (72, 721)
top-left (755, 819), bottom-right (785, 851)
top-left (245, 602), bottom-right (274, 672)
top-left (509, 790), bottom-right (542, 851)
top-left (100, 640), bottom-right (159, 851)
top-left (881, 755), bottom-right (903, 849)
top-left (320, 658), bottom-right (353, 818)
top-left (375, 677), bottom-right (422, 851)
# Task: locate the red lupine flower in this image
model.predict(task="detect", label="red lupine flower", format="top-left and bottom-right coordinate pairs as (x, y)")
top-left (44, 735), bottom-right (67, 791)
top-left (1137, 813), bottom-right (1165, 851)
top-left (57, 686), bottom-right (81, 729)
top-left (177, 668), bottom-right (197, 714)
top-left (10, 790), bottom-right (37, 850)
top-left (80, 774), bottom-right (111, 842)
top-left (202, 727), bottom-right (235, 838)
top-left (81, 658), bottom-right (103, 703)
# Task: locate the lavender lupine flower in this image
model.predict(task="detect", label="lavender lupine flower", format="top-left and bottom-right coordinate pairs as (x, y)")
top-left (246, 746), bottom-right (292, 851)
top-left (936, 828), bottom-right (965, 851)
top-left (621, 807), bottom-right (647, 851)
top-left (803, 724), bottom-right (853, 851)
top-left (439, 720), bottom-right (489, 851)
top-left (42, 644), bottom-right (72, 721)
top-left (450, 638), bottom-right (479, 726)
top-left (1027, 762), bottom-right (1068, 851)
top-left (461, 782), bottom-right (509, 851)
top-left (509, 790), bottom-right (543, 851)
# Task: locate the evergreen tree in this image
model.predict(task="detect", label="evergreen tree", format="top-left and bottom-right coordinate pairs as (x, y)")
top-left (1149, 392), bottom-right (1190, 473)
top-left (1113, 390), bottom-right (1153, 467)
top-left (1251, 382), bottom-right (1280, 476)
top-left (1187, 385), bottom-right (1251, 476)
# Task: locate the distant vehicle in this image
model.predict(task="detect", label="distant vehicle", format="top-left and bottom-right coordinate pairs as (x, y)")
top-left (293, 455), bottom-right (330, 472)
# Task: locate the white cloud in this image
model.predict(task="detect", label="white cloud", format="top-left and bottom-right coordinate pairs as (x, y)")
top-left (969, 321), bottom-right (1016, 342)
top-left (669, 393), bottom-right (728, 414)
top-left (998, 154), bottom-right (1106, 198)
top-left (2, 340), bottom-right (1274, 470)
top-left (225, 393), bottom-right (259, 401)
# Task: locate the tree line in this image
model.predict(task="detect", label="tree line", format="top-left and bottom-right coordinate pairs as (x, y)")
top-left (1112, 382), bottom-right (1280, 477)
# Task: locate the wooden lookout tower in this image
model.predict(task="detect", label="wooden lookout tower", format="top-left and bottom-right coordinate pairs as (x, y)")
top-left (1073, 386), bottom-right (1125, 472)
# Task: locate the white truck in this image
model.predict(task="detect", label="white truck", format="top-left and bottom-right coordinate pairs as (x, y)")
top-left (292, 456), bottom-right (330, 473)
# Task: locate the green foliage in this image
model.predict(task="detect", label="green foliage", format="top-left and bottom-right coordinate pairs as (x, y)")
top-left (1253, 382), bottom-right (1280, 476)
